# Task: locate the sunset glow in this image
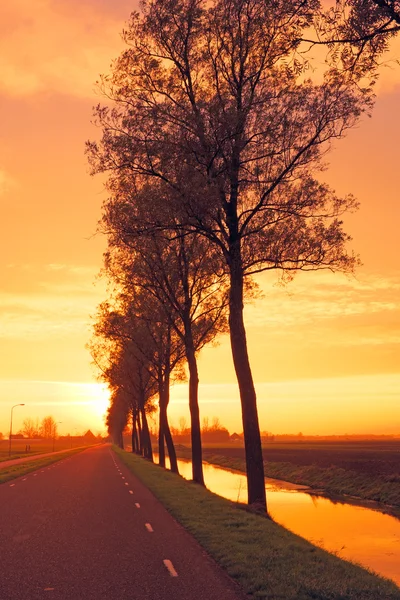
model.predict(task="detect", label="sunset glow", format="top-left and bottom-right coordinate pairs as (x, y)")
top-left (0, 0), bottom-right (399, 438)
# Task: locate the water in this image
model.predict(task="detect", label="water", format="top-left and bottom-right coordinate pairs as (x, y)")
top-left (163, 456), bottom-right (400, 585)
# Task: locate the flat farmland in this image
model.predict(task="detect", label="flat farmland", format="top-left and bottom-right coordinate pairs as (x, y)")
top-left (201, 440), bottom-right (400, 478)
top-left (0, 438), bottom-right (82, 461)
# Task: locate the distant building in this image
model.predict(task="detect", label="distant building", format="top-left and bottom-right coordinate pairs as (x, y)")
top-left (82, 429), bottom-right (96, 442)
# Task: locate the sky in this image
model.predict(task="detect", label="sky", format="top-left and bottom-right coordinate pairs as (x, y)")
top-left (0, 0), bottom-right (399, 437)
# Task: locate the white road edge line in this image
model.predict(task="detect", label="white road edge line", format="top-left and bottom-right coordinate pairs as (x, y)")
top-left (163, 559), bottom-right (178, 577)
top-left (145, 523), bottom-right (153, 532)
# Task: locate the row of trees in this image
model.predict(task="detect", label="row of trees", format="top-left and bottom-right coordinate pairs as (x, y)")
top-left (19, 416), bottom-right (60, 439)
top-left (88, 0), bottom-right (399, 512)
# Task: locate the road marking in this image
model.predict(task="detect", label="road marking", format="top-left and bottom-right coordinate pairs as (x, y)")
top-left (129, 490), bottom-right (133, 494)
top-left (41, 470), bottom-right (45, 473)
top-left (163, 559), bottom-right (178, 577)
top-left (10, 484), bottom-right (15, 487)
top-left (121, 476), bottom-right (125, 479)
top-left (33, 474), bottom-right (37, 477)
top-left (125, 482), bottom-right (129, 486)
top-left (22, 478), bottom-right (27, 481)
top-left (145, 523), bottom-right (153, 532)
top-left (135, 503), bottom-right (140, 508)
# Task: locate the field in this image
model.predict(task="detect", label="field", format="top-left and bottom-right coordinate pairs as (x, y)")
top-left (0, 438), bottom-right (87, 461)
top-left (174, 440), bottom-right (400, 509)
top-left (205, 440), bottom-right (400, 477)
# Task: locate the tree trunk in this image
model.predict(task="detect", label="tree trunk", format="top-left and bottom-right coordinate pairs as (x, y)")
top-left (137, 410), bottom-right (143, 455)
top-left (140, 406), bottom-right (153, 462)
top-left (185, 328), bottom-right (204, 485)
top-left (228, 235), bottom-right (267, 512)
top-left (131, 407), bottom-right (139, 453)
top-left (160, 378), bottom-right (179, 474)
top-left (158, 406), bottom-right (166, 467)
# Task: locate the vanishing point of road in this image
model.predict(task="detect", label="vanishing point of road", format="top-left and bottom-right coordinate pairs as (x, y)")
top-left (0, 445), bottom-right (245, 600)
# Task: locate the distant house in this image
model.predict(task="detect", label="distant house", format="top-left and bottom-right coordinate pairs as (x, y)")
top-left (82, 429), bottom-right (96, 442)
top-left (230, 432), bottom-right (242, 441)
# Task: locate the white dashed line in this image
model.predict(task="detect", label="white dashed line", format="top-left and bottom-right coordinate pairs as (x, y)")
top-left (22, 478), bottom-right (27, 481)
top-left (163, 559), bottom-right (178, 577)
top-left (145, 523), bottom-right (153, 532)
top-left (33, 474), bottom-right (37, 477)
top-left (135, 503), bottom-right (140, 508)
top-left (10, 484), bottom-right (15, 487)
top-left (121, 476), bottom-right (125, 479)
top-left (129, 490), bottom-right (133, 494)
top-left (125, 482), bottom-right (129, 486)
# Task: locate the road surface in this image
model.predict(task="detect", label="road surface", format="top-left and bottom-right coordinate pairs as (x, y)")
top-left (0, 444), bottom-right (245, 600)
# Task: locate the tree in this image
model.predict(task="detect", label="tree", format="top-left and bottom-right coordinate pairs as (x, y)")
top-left (102, 205), bottom-right (228, 484)
top-left (90, 286), bottom-right (186, 469)
top-left (87, 0), bottom-right (396, 511)
top-left (90, 302), bottom-right (159, 460)
top-left (306, 1), bottom-right (400, 78)
top-left (22, 417), bottom-right (40, 439)
top-left (40, 416), bottom-right (58, 439)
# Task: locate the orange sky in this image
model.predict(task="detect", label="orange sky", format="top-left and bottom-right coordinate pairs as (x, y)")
top-left (0, 1), bottom-right (399, 437)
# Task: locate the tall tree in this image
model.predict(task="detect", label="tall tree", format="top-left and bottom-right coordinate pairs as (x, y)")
top-left (22, 417), bottom-right (40, 439)
top-left (91, 301), bottom-right (159, 460)
top-left (103, 204), bottom-right (228, 484)
top-left (40, 416), bottom-right (58, 439)
top-left (87, 0), bottom-right (395, 510)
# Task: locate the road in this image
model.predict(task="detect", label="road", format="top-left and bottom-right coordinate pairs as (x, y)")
top-left (0, 445), bottom-right (245, 600)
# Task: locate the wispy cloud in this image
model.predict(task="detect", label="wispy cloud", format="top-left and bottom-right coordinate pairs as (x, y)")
top-left (0, 168), bottom-right (17, 197)
top-left (0, 0), bottom-right (137, 99)
top-left (0, 263), bottom-right (104, 339)
top-left (246, 271), bottom-right (400, 331)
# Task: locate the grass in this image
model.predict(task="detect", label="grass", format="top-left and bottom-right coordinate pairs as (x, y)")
top-left (0, 438), bottom-right (84, 461)
top-left (115, 447), bottom-right (400, 600)
top-left (0, 448), bottom-right (86, 484)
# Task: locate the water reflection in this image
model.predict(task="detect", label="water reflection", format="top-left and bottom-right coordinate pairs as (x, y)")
top-left (163, 456), bottom-right (400, 586)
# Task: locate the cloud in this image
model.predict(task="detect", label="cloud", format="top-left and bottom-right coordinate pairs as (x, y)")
top-left (0, 262), bottom-right (105, 340)
top-left (246, 271), bottom-right (400, 329)
top-left (0, 0), bottom-right (138, 99)
top-left (0, 168), bottom-right (17, 196)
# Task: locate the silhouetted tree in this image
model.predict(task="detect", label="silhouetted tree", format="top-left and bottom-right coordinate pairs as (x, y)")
top-left (87, 0), bottom-right (395, 510)
top-left (306, 1), bottom-right (400, 77)
top-left (22, 418), bottom-right (40, 439)
top-left (40, 416), bottom-right (58, 439)
top-left (102, 209), bottom-right (228, 484)
top-left (91, 303), bottom-right (158, 460)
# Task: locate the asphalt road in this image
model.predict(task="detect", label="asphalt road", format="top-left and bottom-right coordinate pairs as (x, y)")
top-left (0, 444), bottom-right (245, 600)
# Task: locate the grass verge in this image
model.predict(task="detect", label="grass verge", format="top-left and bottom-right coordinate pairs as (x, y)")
top-left (0, 448), bottom-right (86, 484)
top-left (115, 447), bottom-right (400, 600)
